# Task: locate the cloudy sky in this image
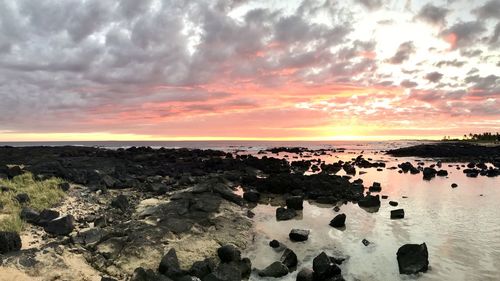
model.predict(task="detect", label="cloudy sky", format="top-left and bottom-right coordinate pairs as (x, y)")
top-left (0, 0), bottom-right (499, 141)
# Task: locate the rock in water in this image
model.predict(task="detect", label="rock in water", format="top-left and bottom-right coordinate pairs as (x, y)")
top-left (280, 248), bottom-right (298, 270)
top-left (44, 215), bottom-right (74, 235)
top-left (286, 196), bottom-right (303, 210)
top-left (313, 252), bottom-right (341, 280)
top-left (289, 229), bottom-right (310, 242)
top-left (276, 207), bottom-right (297, 221)
top-left (0, 231), bottom-right (22, 254)
top-left (329, 213), bottom-right (346, 228)
top-left (369, 182), bottom-right (381, 192)
top-left (159, 248), bottom-right (183, 278)
top-left (269, 239), bottom-right (281, 248)
top-left (396, 243), bottom-right (429, 274)
top-left (358, 194), bottom-right (380, 208)
top-left (217, 244), bottom-right (241, 263)
top-left (451, 183), bottom-right (458, 188)
top-left (296, 268), bottom-right (314, 281)
top-left (389, 201), bottom-right (398, 206)
top-left (391, 209), bottom-right (405, 219)
top-left (258, 261), bottom-right (289, 278)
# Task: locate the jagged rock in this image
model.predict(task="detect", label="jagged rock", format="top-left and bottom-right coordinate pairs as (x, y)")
top-left (358, 194), bottom-right (380, 208)
top-left (239, 258), bottom-right (252, 278)
top-left (280, 248), bottom-right (298, 270)
top-left (0, 231), bottom-right (22, 254)
top-left (71, 228), bottom-right (105, 246)
top-left (313, 252), bottom-right (341, 280)
top-left (258, 261), bottom-right (289, 278)
top-left (329, 214), bottom-right (346, 228)
top-left (276, 207), bottom-right (297, 221)
top-left (396, 243), bottom-right (429, 274)
top-left (286, 196), bottom-right (304, 210)
top-left (423, 167), bottom-right (437, 180)
top-left (159, 248), bottom-right (183, 278)
top-left (217, 245), bottom-right (241, 263)
top-left (289, 229), bottom-right (309, 242)
top-left (362, 239), bottom-right (370, 246)
top-left (44, 215), bottom-right (74, 235)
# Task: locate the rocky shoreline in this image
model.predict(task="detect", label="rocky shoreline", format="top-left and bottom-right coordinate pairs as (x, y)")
top-left (0, 143), bottom-right (498, 280)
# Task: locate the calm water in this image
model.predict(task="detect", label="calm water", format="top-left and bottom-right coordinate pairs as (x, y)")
top-left (243, 147), bottom-right (500, 281)
top-left (3, 140), bottom-right (498, 280)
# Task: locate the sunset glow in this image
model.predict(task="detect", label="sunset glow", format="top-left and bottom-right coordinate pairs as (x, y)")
top-left (0, 0), bottom-right (498, 141)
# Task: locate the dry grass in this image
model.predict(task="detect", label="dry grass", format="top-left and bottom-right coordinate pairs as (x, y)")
top-left (0, 173), bottom-right (66, 233)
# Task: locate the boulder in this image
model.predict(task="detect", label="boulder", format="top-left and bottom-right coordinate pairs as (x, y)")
top-left (396, 243), bottom-right (429, 274)
top-left (15, 193), bottom-right (30, 204)
top-left (189, 258), bottom-right (216, 279)
top-left (280, 248), bottom-right (298, 270)
top-left (0, 231), bottom-right (22, 254)
top-left (243, 190), bottom-right (260, 203)
top-left (204, 262), bottom-right (241, 281)
top-left (286, 196), bottom-right (304, 210)
top-left (239, 257), bottom-right (252, 278)
top-left (111, 194), bottom-right (129, 212)
top-left (217, 244), bottom-right (241, 263)
top-left (37, 209), bottom-right (60, 226)
top-left (436, 170), bottom-right (448, 177)
top-left (422, 167), bottom-right (437, 180)
top-left (130, 267), bottom-right (172, 281)
top-left (289, 229), bottom-right (309, 242)
top-left (44, 215), bottom-right (74, 235)
top-left (258, 261), bottom-right (289, 278)
top-left (389, 201), bottom-right (398, 207)
top-left (358, 194), bottom-right (380, 208)
top-left (71, 228), bottom-right (105, 246)
top-left (329, 214), bottom-right (346, 228)
top-left (20, 207), bottom-right (40, 224)
top-left (369, 182), bottom-right (381, 192)
top-left (276, 207), bottom-right (297, 221)
top-left (313, 252), bottom-right (341, 280)
top-left (296, 268), bottom-right (314, 281)
top-left (362, 239), bottom-right (370, 246)
top-left (159, 248), bottom-right (183, 278)
top-left (391, 209), bottom-right (405, 219)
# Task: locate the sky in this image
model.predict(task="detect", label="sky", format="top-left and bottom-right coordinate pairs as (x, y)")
top-left (0, 0), bottom-right (499, 141)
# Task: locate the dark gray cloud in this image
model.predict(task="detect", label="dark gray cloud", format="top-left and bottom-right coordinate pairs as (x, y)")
top-left (473, 0), bottom-right (500, 20)
top-left (441, 21), bottom-right (486, 48)
top-left (401, 79), bottom-right (418, 88)
top-left (435, 59), bottom-right (466, 67)
top-left (416, 3), bottom-right (450, 25)
top-left (425, 71), bottom-right (444, 82)
top-left (388, 41), bottom-right (415, 64)
top-left (490, 22), bottom-right (500, 45)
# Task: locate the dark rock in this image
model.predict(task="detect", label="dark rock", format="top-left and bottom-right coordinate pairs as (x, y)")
top-left (451, 183), bottom-right (458, 188)
top-left (333, 206), bottom-right (340, 212)
top-left (389, 201), bottom-right (398, 207)
top-left (217, 244), bottom-right (241, 263)
top-left (7, 165), bottom-right (24, 178)
top-left (362, 239), bottom-right (370, 246)
top-left (190, 258), bottom-right (216, 279)
top-left (436, 170), bottom-right (448, 177)
top-left (313, 252), bottom-right (341, 280)
top-left (20, 207), bottom-right (40, 224)
top-left (239, 257), bottom-right (252, 278)
top-left (246, 210), bottom-right (255, 218)
top-left (381, 195), bottom-right (389, 199)
top-left (289, 229), bottom-right (310, 242)
top-left (276, 207), bottom-right (297, 221)
top-left (101, 277), bottom-right (118, 281)
top-left (111, 194), bottom-right (129, 212)
top-left (58, 182), bottom-right (70, 191)
top-left (15, 193), bottom-right (30, 204)
top-left (423, 167), bottom-right (437, 180)
top-left (391, 209), bottom-right (405, 219)
top-left (286, 196), bottom-right (304, 210)
top-left (329, 214), bottom-right (346, 228)
top-left (72, 228), bottom-right (105, 246)
top-left (280, 248), bottom-right (298, 270)
top-left (369, 182), bottom-right (381, 192)
top-left (296, 268), bottom-right (314, 281)
top-left (243, 190), bottom-right (260, 203)
top-left (204, 262), bottom-right (241, 281)
top-left (358, 194), bottom-right (380, 208)
top-left (269, 240), bottom-right (280, 248)
top-left (258, 261), bottom-right (289, 278)
top-left (159, 248), bottom-right (183, 278)
top-left (37, 209), bottom-right (60, 226)
top-left (131, 267), bottom-right (172, 281)
top-left (0, 231), bottom-right (22, 254)
top-left (396, 243), bottom-right (429, 274)
top-left (44, 215), bottom-right (75, 236)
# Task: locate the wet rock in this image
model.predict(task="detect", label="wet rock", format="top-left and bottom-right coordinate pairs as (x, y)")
top-left (381, 195), bottom-right (389, 199)
top-left (286, 196), bottom-right (304, 210)
top-left (451, 183), bottom-right (458, 188)
top-left (289, 229), bottom-right (310, 242)
top-left (131, 267), bottom-right (172, 281)
top-left (333, 206), bottom-right (340, 212)
top-left (269, 240), bottom-right (281, 248)
top-left (58, 182), bottom-right (70, 191)
top-left (15, 193), bottom-right (30, 204)
top-left (44, 215), bottom-right (75, 236)
top-left (436, 170), bottom-right (448, 177)
top-left (276, 207), bottom-right (297, 221)
top-left (296, 268), bottom-right (314, 281)
top-left (189, 258), bottom-right (216, 279)
top-left (342, 164), bottom-right (356, 175)
top-left (204, 262), bottom-right (241, 281)
top-left (396, 243), bottom-right (429, 274)
top-left (243, 190), bottom-right (260, 203)
top-left (329, 214), bottom-right (346, 228)
top-left (159, 248), bottom-right (183, 278)
top-left (362, 239), bottom-right (370, 246)
top-left (258, 261), bottom-right (289, 278)
top-left (280, 248), bottom-right (298, 270)
top-left (391, 209), bottom-right (405, 219)
top-left (0, 231), bottom-right (22, 254)
top-left (313, 252), bottom-right (341, 280)
top-left (217, 244), bottom-right (241, 263)
top-left (358, 194), bottom-right (380, 208)
top-left (423, 167), bottom-right (437, 180)
top-left (389, 201), bottom-right (398, 207)
top-left (111, 194), bottom-right (129, 212)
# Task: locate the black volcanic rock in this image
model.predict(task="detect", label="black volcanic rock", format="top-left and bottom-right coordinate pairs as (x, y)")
top-left (0, 231), bottom-right (22, 254)
top-left (397, 243), bottom-right (429, 274)
top-left (329, 213), bottom-right (346, 228)
top-left (258, 261), bottom-right (289, 278)
top-left (276, 207), bottom-right (297, 221)
top-left (44, 215), bottom-right (74, 235)
top-left (289, 229), bottom-right (309, 242)
top-left (358, 194), bottom-right (380, 208)
top-left (286, 196), bottom-right (304, 210)
top-left (217, 245), bottom-right (241, 263)
top-left (391, 209), bottom-right (405, 219)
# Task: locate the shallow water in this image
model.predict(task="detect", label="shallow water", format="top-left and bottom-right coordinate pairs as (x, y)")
top-left (244, 150), bottom-right (500, 281)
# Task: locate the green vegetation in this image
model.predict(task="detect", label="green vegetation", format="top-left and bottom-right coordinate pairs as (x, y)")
top-left (0, 173), bottom-right (66, 233)
top-left (442, 132), bottom-right (500, 143)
